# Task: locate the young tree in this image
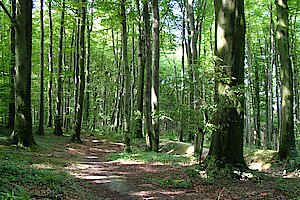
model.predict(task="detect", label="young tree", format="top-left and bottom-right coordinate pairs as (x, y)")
top-left (151, 0), bottom-right (160, 152)
top-left (206, 0), bottom-right (246, 166)
top-left (8, 0), bottom-right (16, 130)
top-left (144, 1), bottom-right (152, 151)
top-left (36, 0), bottom-right (45, 135)
top-left (276, 0), bottom-right (296, 159)
top-left (47, 0), bottom-right (54, 127)
top-left (121, 0), bottom-right (131, 152)
top-left (53, 0), bottom-right (65, 136)
top-left (134, 0), bottom-right (145, 139)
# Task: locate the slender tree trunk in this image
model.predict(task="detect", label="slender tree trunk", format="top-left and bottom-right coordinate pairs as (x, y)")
top-left (85, 8), bottom-right (93, 127)
top-left (47, 0), bottom-right (53, 127)
top-left (151, 0), bottom-right (160, 152)
top-left (53, 0), bottom-right (65, 136)
top-left (207, 0), bottom-right (246, 166)
top-left (36, 0), bottom-right (44, 135)
top-left (276, 0), bottom-right (296, 159)
top-left (135, 0), bottom-right (145, 139)
top-left (121, 0), bottom-right (131, 152)
top-left (179, 1), bottom-right (185, 142)
top-left (72, 0), bottom-right (86, 143)
top-left (10, 0), bottom-right (35, 146)
top-left (144, 2), bottom-right (152, 151)
top-left (8, 0), bottom-right (16, 130)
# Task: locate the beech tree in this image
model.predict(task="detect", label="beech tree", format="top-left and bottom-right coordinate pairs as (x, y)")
top-left (276, 0), bottom-right (297, 160)
top-left (207, 0), bottom-right (246, 166)
top-left (0, 0), bottom-right (35, 146)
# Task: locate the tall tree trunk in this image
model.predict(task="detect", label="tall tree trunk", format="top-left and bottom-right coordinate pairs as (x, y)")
top-left (53, 0), bottom-right (65, 136)
top-left (72, 0), bottom-right (86, 143)
top-left (36, 0), bottom-right (44, 135)
top-left (144, 2), bottom-right (152, 151)
top-left (47, 0), bottom-right (53, 127)
top-left (121, 0), bottom-right (131, 152)
top-left (276, 0), bottom-right (296, 159)
top-left (8, 0), bottom-right (16, 130)
top-left (151, 0), bottom-right (160, 152)
top-left (134, 0), bottom-right (145, 139)
top-left (179, 1), bottom-right (185, 142)
top-left (10, 0), bottom-right (35, 146)
top-left (85, 7), bottom-right (93, 127)
top-left (207, 0), bottom-right (246, 166)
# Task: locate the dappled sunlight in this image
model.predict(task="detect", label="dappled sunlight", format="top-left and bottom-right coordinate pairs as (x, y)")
top-left (30, 163), bottom-right (53, 169)
top-left (248, 162), bottom-right (271, 171)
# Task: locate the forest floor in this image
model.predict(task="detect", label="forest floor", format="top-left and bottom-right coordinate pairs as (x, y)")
top-left (0, 130), bottom-right (300, 199)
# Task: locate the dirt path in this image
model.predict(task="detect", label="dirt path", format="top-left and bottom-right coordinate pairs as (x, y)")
top-left (63, 136), bottom-right (200, 200)
top-left (58, 136), bottom-right (299, 200)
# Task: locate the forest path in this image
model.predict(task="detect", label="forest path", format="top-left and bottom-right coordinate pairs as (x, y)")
top-left (63, 136), bottom-right (198, 200)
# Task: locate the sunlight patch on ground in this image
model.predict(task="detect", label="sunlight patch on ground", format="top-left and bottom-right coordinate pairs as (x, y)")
top-left (65, 147), bottom-right (85, 155)
top-left (85, 156), bottom-right (99, 159)
top-left (30, 163), bottom-right (53, 169)
top-left (132, 190), bottom-right (157, 199)
top-left (248, 162), bottom-right (271, 171)
top-left (107, 160), bottom-right (145, 165)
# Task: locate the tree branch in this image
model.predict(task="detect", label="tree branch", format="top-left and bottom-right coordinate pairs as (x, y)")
top-left (0, 1), bottom-right (14, 23)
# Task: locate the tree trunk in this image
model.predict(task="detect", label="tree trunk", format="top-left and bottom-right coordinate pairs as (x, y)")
top-left (47, 0), bottom-right (53, 127)
top-left (36, 0), bottom-right (44, 135)
top-left (121, 0), bottom-right (131, 152)
top-left (179, 1), bottom-right (185, 142)
top-left (85, 7), bottom-right (93, 127)
top-left (151, 0), bottom-right (160, 152)
top-left (8, 0), bottom-right (16, 130)
top-left (53, 0), bottom-right (65, 136)
top-left (144, 2), bottom-right (152, 151)
top-left (206, 0), bottom-right (246, 167)
top-left (10, 0), bottom-right (35, 147)
top-left (134, 0), bottom-right (145, 139)
top-left (72, 0), bottom-right (86, 143)
top-left (276, 0), bottom-right (296, 160)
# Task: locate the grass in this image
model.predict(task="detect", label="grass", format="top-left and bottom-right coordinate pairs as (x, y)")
top-left (107, 151), bottom-right (194, 165)
top-left (0, 131), bottom-right (93, 199)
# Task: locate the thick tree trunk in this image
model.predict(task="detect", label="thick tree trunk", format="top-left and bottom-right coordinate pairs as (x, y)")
top-left (207, 0), bottom-right (246, 167)
top-left (121, 0), bottom-right (131, 152)
top-left (276, 0), bottom-right (296, 159)
top-left (10, 0), bottom-right (35, 147)
top-left (72, 0), bottom-right (86, 143)
top-left (53, 0), bottom-right (65, 136)
top-left (36, 0), bottom-right (44, 135)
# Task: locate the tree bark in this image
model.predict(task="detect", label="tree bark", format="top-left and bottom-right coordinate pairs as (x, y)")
top-left (72, 0), bottom-right (86, 143)
top-left (53, 0), bottom-right (65, 136)
top-left (151, 0), bottom-right (160, 152)
top-left (121, 0), bottom-right (131, 152)
top-left (144, 2), bottom-right (152, 151)
top-left (10, 0), bottom-right (35, 147)
top-left (8, 0), bottom-right (16, 130)
top-left (276, 0), bottom-right (296, 159)
top-left (36, 0), bottom-right (44, 135)
top-left (47, 0), bottom-right (53, 128)
top-left (207, 0), bottom-right (246, 167)
top-left (134, 0), bottom-right (145, 139)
